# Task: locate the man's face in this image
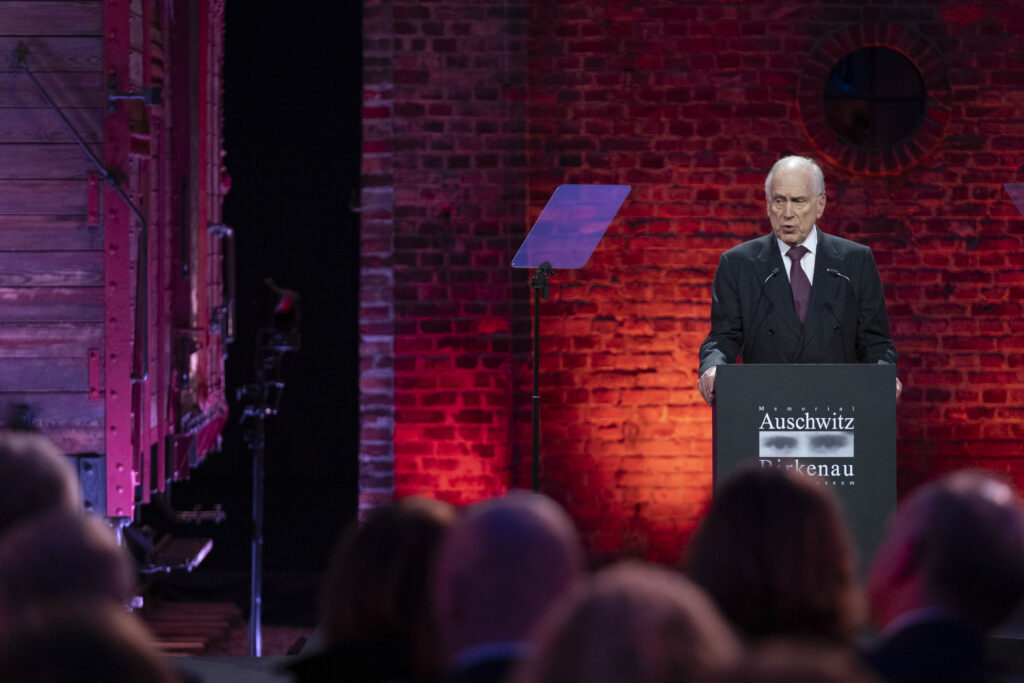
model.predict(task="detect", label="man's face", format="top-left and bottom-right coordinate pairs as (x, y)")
top-left (767, 165), bottom-right (826, 247)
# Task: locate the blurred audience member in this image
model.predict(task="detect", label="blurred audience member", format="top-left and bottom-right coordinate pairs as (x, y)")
top-left (864, 470), bottom-right (1024, 683)
top-left (0, 601), bottom-right (180, 683)
top-left (288, 495), bottom-right (456, 683)
top-left (685, 466), bottom-right (861, 643)
top-left (433, 491), bottom-right (584, 683)
top-left (0, 509), bottom-right (135, 627)
top-left (513, 561), bottom-right (741, 683)
top-left (722, 639), bottom-right (884, 683)
top-left (0, 432), bottom-right (82, 535)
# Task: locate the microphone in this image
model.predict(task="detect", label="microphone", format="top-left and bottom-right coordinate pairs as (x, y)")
top-left (827, 267), bottom-right (852, 284)
top-left (824, 267), bottom-right (858, 338)
top-left (739, 267), bottom-right (780, 362)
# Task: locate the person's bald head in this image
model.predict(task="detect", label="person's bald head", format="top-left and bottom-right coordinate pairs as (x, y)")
top-left (433, 491), bottom-right (584, 656)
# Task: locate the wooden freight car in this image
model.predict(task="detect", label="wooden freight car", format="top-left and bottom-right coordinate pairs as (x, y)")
top-left (0, 0), bottom-right (232, 525)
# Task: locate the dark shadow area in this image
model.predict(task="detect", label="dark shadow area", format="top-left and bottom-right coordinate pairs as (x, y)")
top-left (141, 2), bottom-right (362, 626)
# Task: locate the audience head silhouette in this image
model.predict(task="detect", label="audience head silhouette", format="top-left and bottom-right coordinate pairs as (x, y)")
top-left (685, 465), bottom-right (860, 643)
top-left (0, 432), bottom-right (82, 535)
top-left (306, 495), bottom-right (456, 681)
top-left (514, 561), bottom-right (741, 683)
top-left (433, 491), bottom-right (584, 671)
top-left (0, 509), bottom-right (136, 624)
top-left (0, 602), bottom-right (180, 683)
top-left (867, 469), bottom-right (1024, 632)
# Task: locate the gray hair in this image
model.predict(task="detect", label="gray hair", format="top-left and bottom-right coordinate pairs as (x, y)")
top-left (765, 156), bottom-right (826, 200)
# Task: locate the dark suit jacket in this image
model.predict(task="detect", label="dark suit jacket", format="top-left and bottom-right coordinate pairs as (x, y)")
top-left (863, 616), bottom-right (989, 683)
top-left (444, 656), bottom-right (520, 683)
top-left (698, 229), bottom-right (897, 374)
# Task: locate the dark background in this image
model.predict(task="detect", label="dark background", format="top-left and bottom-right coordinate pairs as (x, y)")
top-left (149, 3), bottom-right (362, 624)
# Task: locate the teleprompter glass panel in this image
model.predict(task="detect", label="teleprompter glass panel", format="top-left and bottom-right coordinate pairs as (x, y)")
top-left (512, 185), bottom-right (630, 270)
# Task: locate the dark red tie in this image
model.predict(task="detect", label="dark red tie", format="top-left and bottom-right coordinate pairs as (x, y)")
top-left (787, 245), bottom-right (811, 323)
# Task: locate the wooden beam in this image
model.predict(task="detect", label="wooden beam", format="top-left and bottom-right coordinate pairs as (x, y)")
top-left (0, 180), bottom-right (88, 214)
top-left (0, 72), bottom-right (105, 108)
top-left (0, 358), bottom-right (88, 392)
top-left (0, 147), bottom-right (97, 180)
top-left (0, 215), bottom-right (102, 250)
top-left (0, 37), bottom-right (103, 72)
top-left (0, 252), bottom-right (102, 287)
top-left (0, 322), bottom-right (104, 357)
top-left (0, 107), bottom-right (103, 144)
top-left (0, 2), bottom-right (103, 36)
top-left (0, 286), bottom-right (103, 322)
top-left (0, 392), bottom-right (103, 427)
top-left (44, 426), bottom-right (104, 454)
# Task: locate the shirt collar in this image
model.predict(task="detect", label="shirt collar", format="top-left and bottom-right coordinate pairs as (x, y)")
top-left (777, 225), bottom-right (819, 255)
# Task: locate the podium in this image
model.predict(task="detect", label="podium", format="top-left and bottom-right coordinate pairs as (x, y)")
top-left (713, 364), bottom-right (897, 570)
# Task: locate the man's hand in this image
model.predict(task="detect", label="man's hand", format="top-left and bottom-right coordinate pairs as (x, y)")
top-left (896, 377), bottom-right (903, 401)
top-left (698, 366), bottom-right (717, 406)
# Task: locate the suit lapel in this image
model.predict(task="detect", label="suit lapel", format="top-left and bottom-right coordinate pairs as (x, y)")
top-left (800, 230), bottom-right (843, 354)
top-left (756, 235), bottom-right (802, 341)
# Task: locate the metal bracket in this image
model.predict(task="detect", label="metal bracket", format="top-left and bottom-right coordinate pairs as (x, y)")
top-left (107, 72), bottom-right (162, 111)
top-left (208, 224), bottom-right (235, 344)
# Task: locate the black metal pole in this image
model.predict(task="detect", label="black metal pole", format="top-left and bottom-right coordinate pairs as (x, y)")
top-left (532, 283), bottom-right (541, 492)
top-left (249, 411), bottom-right (265, 657)
top-left (240, 284), bottom-right (300, 658)
top-left (529, 262), bottom-right (552, 492)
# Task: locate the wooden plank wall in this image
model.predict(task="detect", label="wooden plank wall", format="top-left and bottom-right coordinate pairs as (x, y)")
top-left (0, 0), bottom-right (229, 518)
top-left (0, 1), bottom-right (106, 455)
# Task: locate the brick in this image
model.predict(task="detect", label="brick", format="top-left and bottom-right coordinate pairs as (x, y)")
top-left (361, 0), bottom-right (1024, 561)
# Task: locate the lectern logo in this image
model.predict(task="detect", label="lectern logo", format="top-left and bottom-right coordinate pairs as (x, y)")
top-left (757, 405), bottom-right (855, 486)
top-left (758, 413), bottom-right (855, 431)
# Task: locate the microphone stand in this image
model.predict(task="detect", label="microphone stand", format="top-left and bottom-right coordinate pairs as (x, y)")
top-left (237, 309), bottom-right (300, 656)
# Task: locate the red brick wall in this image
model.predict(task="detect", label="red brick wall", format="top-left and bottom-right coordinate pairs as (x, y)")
top-left (362, 0), bottom-right (1024, 561)
top-left (360, 0), bottom-right (397, 516)
top-left (360, 0), bottom-right (531, 515)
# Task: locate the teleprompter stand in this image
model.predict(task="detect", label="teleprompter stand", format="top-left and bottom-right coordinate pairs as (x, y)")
top-left (512, 184), bottom-right (630, 491)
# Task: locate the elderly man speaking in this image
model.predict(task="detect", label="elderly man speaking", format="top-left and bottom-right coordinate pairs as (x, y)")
top-left (697, 155), bottom-right (899, 406)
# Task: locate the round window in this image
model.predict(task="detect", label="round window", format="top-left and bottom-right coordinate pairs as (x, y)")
top-left (824, 47), bottom-right (926, 148)
top-left (798, 25), bottom-right (950, 174)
